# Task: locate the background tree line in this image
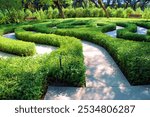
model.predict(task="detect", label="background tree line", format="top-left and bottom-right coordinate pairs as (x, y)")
top-left (0, 0), bottom-right (149, 24)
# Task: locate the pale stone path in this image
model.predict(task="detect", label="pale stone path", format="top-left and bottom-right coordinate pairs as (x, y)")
top-left (105, 26), bottom-right (124, 37)
top-left (1, 33), bottom-right (56, 58)
top-left (105, 26), bottom-right (148, 37)
top-left (44, 41), bottom-right (150, 100)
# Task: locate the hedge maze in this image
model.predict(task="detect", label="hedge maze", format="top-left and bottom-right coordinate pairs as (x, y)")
top-left (0, 18), bottom-right (150, 99)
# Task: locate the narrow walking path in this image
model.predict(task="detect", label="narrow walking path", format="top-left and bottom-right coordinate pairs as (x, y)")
top-left (105, 26), bottom-right (148, 37)
top-left (105, 26), bottom-right (124, 38)
top-left (44, 41), bottom-right (150, 100)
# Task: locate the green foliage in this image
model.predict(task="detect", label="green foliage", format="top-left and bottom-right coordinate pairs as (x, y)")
top-left (124, 7), bottom-right (134, 18)
top-left (0, 56), bottom-right (48, 99)
top-left (0, 36), bottom-right (36, 56)
top-left (52, 9), bottom-right (59, 19)
top-left (101, 24), bottom-right (116, 33)
top-left (143, 8), bottom-right (150, 19)
top-left (25, 9), bottom-right (33, 18)
top-left (115, 8), bottom-right (125, 18)
top-left (116, 22), bottom-right (150, 42)
top-left (15, 27), bottom-right (85, 87)
top-left (45, 20), bottom-right (150, 86)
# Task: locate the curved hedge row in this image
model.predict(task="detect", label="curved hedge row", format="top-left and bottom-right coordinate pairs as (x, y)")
top-left (0, 26), bottom-right (36, 56)
top-left (0, 36), bottom-right (36, 56)
top-left (15, 27), bottom-right (85, 87)
top-left (136, 22), bottom-right (150, 36)
top-left (101, 24), bottom-right (116, 33)
top-left (116, 22), bottom-right (150, 42)
top-left (32, 24), bottom-right (150, 86)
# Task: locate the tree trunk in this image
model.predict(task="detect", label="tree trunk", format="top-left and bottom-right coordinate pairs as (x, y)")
top-left (98, 0), bottom-right (109, 18)
top-left (54, 0), bottom-right (65, 19)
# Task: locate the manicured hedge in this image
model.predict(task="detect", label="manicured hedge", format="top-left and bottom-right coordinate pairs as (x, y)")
top-left (15, 28), bottom-right (85, 87)
top-left (101, 24), bottom-right (116, 33)
top-left (38, 25), bottom-right (150, 85)
top-left (116, 22), bottom-right (137, 32)
top-left (136, 22), bottom-right (150, 29)
top-left (0, 36), bottom-right (36, 56)
top-left (0, 56), bottom-right (48, 99)
top-left (116, 22), bottom-right (150, 42)
top-left (136, 22), bottom-right (150, 36)
top-left (147, 30), bottom-right (150, 35)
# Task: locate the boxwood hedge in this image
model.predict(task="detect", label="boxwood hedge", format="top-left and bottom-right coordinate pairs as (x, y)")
top-left (0, 36), bottom-right (36, 56)
top-left (15, 27), bottom-right (85, 87)
top-left (116, 22), bottom-right (150, 42)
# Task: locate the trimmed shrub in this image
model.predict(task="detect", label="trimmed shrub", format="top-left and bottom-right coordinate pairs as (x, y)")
top-left (0, 36), bottom-right (36, 56)
top-left (0, 56), bottom-right (49, 99)
top-left (117, 22), bottom-right (150, 42)
top-left (147, 30), bottom-right (150, 35)
top-left (43, 23), bottom-right (150, 86)
top-left (101, 24), bottom-right (116, 33)
top-left (15, 27), bottom-right (85, 87)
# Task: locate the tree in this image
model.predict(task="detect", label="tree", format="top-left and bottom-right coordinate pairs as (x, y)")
top-left (0, 0), bottom-right (22, 14)
top-left (72, 0), bottom-right (109, 18)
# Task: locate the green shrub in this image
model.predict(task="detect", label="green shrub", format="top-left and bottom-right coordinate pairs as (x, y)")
top-left (0, 56), bottom-right (48, 99)
top-left (46, 23), bottom-right (150, 86)
top-left (135, 8), bottom-right (143, 15)
top-left (124, 7), bottom-right (134, 18)
top-left (99, 8), bottom-right (104, 17)
top-left (117, 22), bottom-right (150, 42)
top-left (92, 8), bottom-right (99, 17)
top-left (143, 8), bottom-right (150, 19)
top-left (115, 8), bottom-right (125, 18)
top-left (52, 9), bottom-right (59, 19)
top-left (75, 8), bottom-right (84, 17)
top-left (47, 7), bottom-right (53, 19)
top-left (15, 27), bottom-right (85, 87)
top-left (106, 7), bottom-right (113, 17)
top-left (0, 36), bottom-right (36, 56)
top-left (25, 9), bottom-right (33, 18)
top-left (101, 24), bottom-right (116, 33)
